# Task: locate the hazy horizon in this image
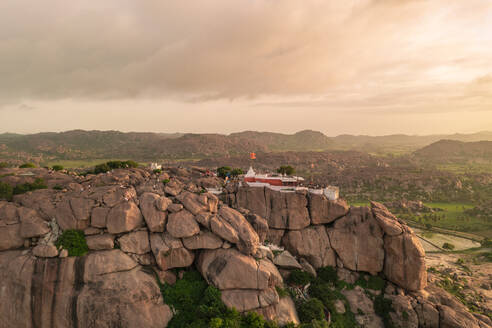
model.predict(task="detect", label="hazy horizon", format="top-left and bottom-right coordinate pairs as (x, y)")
top-left (2, 128), bottom-right (492, 139)
top-left (1, 1), bottom-right (492, 135)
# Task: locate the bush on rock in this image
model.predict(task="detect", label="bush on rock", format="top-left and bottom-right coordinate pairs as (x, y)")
top-left (55, 229), bottom-right (89, 256)
top-left (159, 270), bottom-right (280, 328)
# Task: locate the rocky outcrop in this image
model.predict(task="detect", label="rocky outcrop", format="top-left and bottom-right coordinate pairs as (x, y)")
top-left (197, 248), bottom-right (283, 317)
top-left (328, 206), bottom-right (384, 274)
top-left (309, 194), bottom-right (349, 224)
top-left (232, 188), bottom-right (428, 291)
top-left (106, 201), bottom-right (144, 234)
top-left (139, 192), bottom-right (168, 232)
top-left (282, 225), bottom-right (336, 269)
top-left (0, 167), bottom-right (483, 328)
top-left (150, 232), bottom-right (195, 270)
top-left (0, 249), bottom-right (172, 328)
top-left (370, 202), bottom-right (427, 291)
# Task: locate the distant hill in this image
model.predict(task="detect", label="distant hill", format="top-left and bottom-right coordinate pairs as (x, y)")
top-left (331, 131), bottom-right (492, 154)
top-left (1, 129), bottom-right (492, 164)
top-left (413, 140), bottom-right (492, 163)
top-left (0, 130), bottom-right (331, 163)
top-left (229, 130), bottom-right (333, 151)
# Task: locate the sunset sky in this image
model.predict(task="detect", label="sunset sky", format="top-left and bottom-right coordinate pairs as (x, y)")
top-left (1, 0), bottom-right (491, 135)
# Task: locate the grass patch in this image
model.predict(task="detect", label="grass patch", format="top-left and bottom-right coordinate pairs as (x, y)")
top-left (398, 202), bottom-right (492, 238)
top-left (55, 229), bottom-right (88, 256)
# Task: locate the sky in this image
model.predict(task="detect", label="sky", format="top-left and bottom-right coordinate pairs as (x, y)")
top-left (0, 0), bottom-right (491, 136)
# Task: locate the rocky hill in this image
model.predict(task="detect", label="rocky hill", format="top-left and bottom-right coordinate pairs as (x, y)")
top-left (414, 140), bottom-right (492, 163)
top-left (0, 166), bottom-right (490, 327)
top-left (2, 130), bottom-right (492, 163)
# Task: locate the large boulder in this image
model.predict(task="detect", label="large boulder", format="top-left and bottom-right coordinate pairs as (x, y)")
top-left (387, 295), bottom-right (419, 328)
top-left (18, 207), bottom-right (49, 238)
top-left (86, 234), bottom-right (115, 250)
top-left (55, 198), bottom-right (90, 231)
top-left (150, 233), bottom-right (195, 270)
top-left (384, 229), bottom-right (427, 291)
top-left (197, 248), bottom-right (281, 290)
top-left (118, 230), bottom-right (150, 254)
top-left (176, 191), bottom-right (209, 215)
top-left (139, 192), bottom-right (167, 232)
top-left (266, 189), bottom-right (311, 230)
top-left (327, 207), bottom-right (384, 274)
top-left (182, 230), bottom-right (223, 250)
top-left (342, 286), bottom-right (384, 328)
top-left (166, 209), bottom-right (200, 238)
top-left (309, 194), bottom-right (349, 225)
top-left (282, 225), bottom-right (336, 269)
top-left (32, 244), bottom-right (59, 257)
top-left (370, 201), bottom-right (404, 236)
top-left (106, 202), bottom-right (144, 234)
top-left (0, 224), bottom-right (24, 251)
top-left (245, 213), bottom-right (269, 243)
top-left (0, 250), bottom-right (172, 328)
top-left (0, 201), bottom-right (19, 223)
top-left (210, 215), bottom-right (239, 244)
top-left (218, 207), bottom-right (259, 255)
top-left (276, 297), bottom-right (300, 326)
top-left (90, 207), bottom-right (109, 228)
top-left (236, 186), bottom-right (268, 218)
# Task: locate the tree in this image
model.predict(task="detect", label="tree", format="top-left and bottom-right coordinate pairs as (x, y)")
top-left (231, 168), bottom-right (244, 177)
top-left (217, 166), bottom-right (232, 178)
top-left (277, 165), bottom-right (295, 175)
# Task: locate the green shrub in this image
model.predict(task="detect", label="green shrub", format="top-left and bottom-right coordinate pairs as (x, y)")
top-left (19, 162), bottom-right (36, 168)
top-left (160, 270), bottom-right (278, 328)
top-left (94, 163), bottom-right (111, 174)
top-left (106, 160), bottom-right (138, 169)
top-left (217, 166), bottom-right (232, 178)
top-left (13, 178), bottom-right (47, 195)
top-left (55, 229), bottom-right (89, 256)
top-left (287, 269), bottom-right (315, 286)
top-left (442, 242), bottom-right (455, 250)
top-left (355, 274), bottom-right (385, 291)
top-left (231, 168), bottom-right (244, 177)
top-left (0, 181), bottom-right (13, 201)
top-left (276, 286), bottom-right (290, 298)
top-left (162, 178), bottom-right (170, 185)
top-left (91, 160), bottom-right (139, 175)
top-left (317, 266), bottom-right (338, 284)
top-left (153, 169), bottom-right (162, 174)
top-left (298, 320), bottom-right (329, 328)
top-left (0, 162), bottom-right (9, 168)
top-left (298, 298), bottom-right (326, 323)
top-left (53, 185), bottom-right (63, 190)
top-left (52, 165), bottom-right (64, 171)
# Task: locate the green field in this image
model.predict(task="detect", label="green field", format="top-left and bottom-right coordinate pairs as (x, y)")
top-left (436, 163), bottom-right (492, 174)
top-left (398, 202), bottom-right (492, 239)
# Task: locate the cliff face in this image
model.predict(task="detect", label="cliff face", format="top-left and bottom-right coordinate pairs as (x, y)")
top-left (0, 167), bottom-right (489, 328)
top-left (226, 185), bottom-right (427, 291)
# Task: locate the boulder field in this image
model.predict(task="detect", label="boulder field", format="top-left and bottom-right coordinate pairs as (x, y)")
top-left (0, 167), bottom-right (489, 328)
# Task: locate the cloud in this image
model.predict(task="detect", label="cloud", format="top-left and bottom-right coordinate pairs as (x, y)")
top-left (0, 0), bottom-right (491, 116)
